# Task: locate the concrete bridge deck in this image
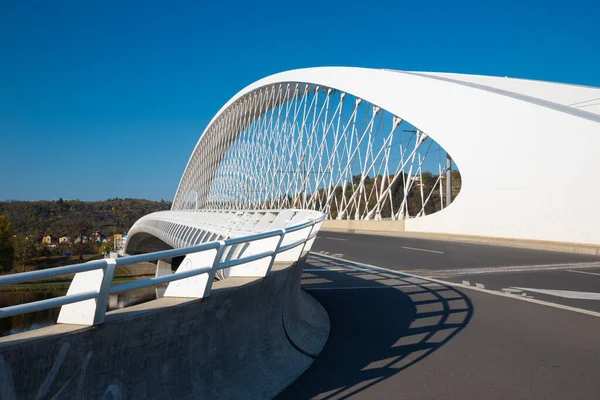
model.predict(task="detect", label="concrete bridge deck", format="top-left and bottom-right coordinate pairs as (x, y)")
top-left (0, 261), bottom-right (329, 399)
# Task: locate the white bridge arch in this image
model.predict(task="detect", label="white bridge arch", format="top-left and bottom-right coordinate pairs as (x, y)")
top-left (169, 67), bottom-right (600, 246)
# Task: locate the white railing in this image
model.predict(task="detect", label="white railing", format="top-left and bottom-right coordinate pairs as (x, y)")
top-left (0, 214), bottom-right (325, 329)
top-left (125, 209), bottom-right (319, 255)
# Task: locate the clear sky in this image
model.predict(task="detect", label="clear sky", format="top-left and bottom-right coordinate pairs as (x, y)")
top-left (1, 0), bottom-right (598, 201)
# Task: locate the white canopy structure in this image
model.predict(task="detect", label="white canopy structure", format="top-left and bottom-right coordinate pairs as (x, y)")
top-left (164, 67), bottom-right (600, 246)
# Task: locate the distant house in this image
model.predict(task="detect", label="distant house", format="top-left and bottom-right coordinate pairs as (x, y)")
top-left (42, 235), bottom-right (52, 245)
top-left (90, 231), bottom-right (106, 243)
top-left (114, 233), bottom-right (124, 250)
top-left (74, 235), bottom-right (88, 244)
top-left (59, 236), bottom-right (70, 244)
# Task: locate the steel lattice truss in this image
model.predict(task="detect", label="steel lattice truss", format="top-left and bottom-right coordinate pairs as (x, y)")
top-left (174, 83), bottom-right (458, 220)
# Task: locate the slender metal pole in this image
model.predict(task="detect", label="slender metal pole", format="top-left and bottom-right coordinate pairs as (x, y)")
top-left (446, 153), bottom-right (452, 206)
top-left (302, 166), bottom-right (307, 209)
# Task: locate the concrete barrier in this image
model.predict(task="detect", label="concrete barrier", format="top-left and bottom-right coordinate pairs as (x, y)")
top-left (322, 220), bottom-right (600, 255)
top-left (283, 259), bottom-right (330, 357)
top-left (0, 259), bottom-right (329, 399)
top-left (322, 219), bottom-right (406, 234)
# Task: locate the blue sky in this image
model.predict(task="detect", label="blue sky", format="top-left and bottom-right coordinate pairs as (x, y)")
top-left (0, 0), bottom-right (598, 201)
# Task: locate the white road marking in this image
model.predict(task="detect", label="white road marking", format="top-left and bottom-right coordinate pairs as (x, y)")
top-left (462, 280), bottom-right (470, 286)
top-left (513, 287), bottom-right (600, 300)
top-left (567, 270), bottom-right (600, 277)
top-left (332, 253), bottom-right (344, 258)
top-left (305, 283), bottom-right (439, 291)
top-left (310, 253), bottom-right (600, 318)
top-left (501, 288), bottom-right (523, 293)
top-left (323, 237), bottom-right (348, 241)
top-left (401, 246), bottom-right (444, 254)
top-left (303, 268), bottom-right (347, 272)
top-left (422, 261), bottom-right (600, 276)
top-left (475, 283), bottom-right (485, 289)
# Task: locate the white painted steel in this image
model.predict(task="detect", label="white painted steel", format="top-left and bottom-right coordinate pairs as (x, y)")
top-left (173, 67), bottom-right (600, 245)
top-left (173, 70), bottom-right (457, 223)
top-left (414, 71), bottom-right (600, 115)
top-left (57, 260), bottom-right (115, 325)
top-left (0, 213), bottom-right (325, 328)
top-left (125, 209), bottom-right (323, 279)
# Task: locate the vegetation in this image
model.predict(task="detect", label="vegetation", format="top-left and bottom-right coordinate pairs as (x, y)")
top-left (0, 198), bottom-right (171, 238)
top-left (316, 170), bottom-right (461, 219)
top-left (0, 198), bottom-right (171, 274)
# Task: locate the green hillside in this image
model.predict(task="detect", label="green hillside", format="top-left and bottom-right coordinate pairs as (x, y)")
top-left (0, 198), bottom-right (172, 239)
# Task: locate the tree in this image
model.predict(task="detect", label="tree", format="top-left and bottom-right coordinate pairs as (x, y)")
top-left (0, 216), bottom-right (15, 273)
top-left (98, 241), bottom-right (113, 255)
top-left (71, 219), bottom-right (93, 264)
top-left (12, 236), bottom-right (37, 272)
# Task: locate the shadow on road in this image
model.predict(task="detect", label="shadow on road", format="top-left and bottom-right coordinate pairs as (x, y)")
top-left (278, 254), bottom-right (474, 399)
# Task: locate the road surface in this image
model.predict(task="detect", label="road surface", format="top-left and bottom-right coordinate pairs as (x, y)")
top-left (278, 232), bottom-right (600, 399)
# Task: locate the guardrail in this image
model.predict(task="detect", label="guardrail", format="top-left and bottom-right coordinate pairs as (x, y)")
top-left (0, 214), bottom-right (325, 329)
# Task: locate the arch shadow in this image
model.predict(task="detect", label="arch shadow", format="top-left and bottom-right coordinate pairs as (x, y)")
top-left (278, 254), bottom-right (474, 399)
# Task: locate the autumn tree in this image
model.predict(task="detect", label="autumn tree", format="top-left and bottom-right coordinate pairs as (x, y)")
top-left (98, 241), bottom-right (113, 255)
top-left (12, 236), bottom-right (37, 272)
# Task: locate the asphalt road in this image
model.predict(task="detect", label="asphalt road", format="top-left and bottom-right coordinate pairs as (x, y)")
top-left (310, 231), bottom-right (600, 312)
top-left (278, 232), bottom-right (600, 399)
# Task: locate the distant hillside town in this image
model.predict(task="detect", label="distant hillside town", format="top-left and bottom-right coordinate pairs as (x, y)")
top-left (0, 198), bottom-right (171, 273)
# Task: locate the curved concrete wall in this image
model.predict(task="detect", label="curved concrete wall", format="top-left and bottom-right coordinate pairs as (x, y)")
top-left (0, 260), bottom-right (329, 399)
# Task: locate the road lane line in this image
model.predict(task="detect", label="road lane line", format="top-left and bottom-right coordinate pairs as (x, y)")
top-left (420, 262), bottom-right (600, 277)
top-left (310, 253), bottom-right (600, 318)
top-left (303, 268), bottom-right (347, 272)
top-left (567, 270), bottom-right (600, 277)
top-left (401, 246), bottom-right (444, 254)
top-left (323, 237), bottom-right (348, 241)
top-left (513, 287), bottom-right (600, 300)
top-left (304, 284), bottom-right (439, 291)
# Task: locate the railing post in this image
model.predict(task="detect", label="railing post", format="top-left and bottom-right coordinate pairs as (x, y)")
top-left (302, 219), bottom-right (322, 253)
top-left (203, 241), bottom-right (227, 297)
top-left (58, 259), bottom-right (113, 326)
top-left (265, 229), bottom-right (286, 276)
top-left (93, 258), bottom-right (117, 325)
top-left (164, 243), bottom-right (225, 299)
top-left (299, 220), bottom-right (317, 256)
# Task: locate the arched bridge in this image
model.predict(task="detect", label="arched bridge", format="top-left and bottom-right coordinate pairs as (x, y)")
top-left (160, 67), bottom-right (600, 247)
top-left (2, 67), bottom-right (600, 399)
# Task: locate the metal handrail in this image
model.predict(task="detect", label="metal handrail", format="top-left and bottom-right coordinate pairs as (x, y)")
top-left (115, 240), bottom-right (221, 266)
top-left (217, 250), bottom-right (275, 270)
top-left (109, 266), bottom-right (213, 294)
top-left (221, 228), bottom-right (284, 247)
top-left (0, 259), bottom-right (108, 286)
top-left (0, 213), bottom-right (325, 328)
top-left (0, 291), bottom-right (98, 319)
top-left (278, 239), bottom-right (307, 253)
